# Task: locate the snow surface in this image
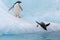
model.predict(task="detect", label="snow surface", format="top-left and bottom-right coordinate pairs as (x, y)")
top-left (0, 0), bottom-right (60, 35)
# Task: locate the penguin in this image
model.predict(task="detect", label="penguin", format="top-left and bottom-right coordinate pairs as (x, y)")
top-left (36, 21), bottom-right (50, 30)
top-left (9, 1), bottom-right (23, 18)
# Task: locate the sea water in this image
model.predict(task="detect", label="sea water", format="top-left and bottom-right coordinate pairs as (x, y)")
top-left (0, 31), bottom-right (60, 40)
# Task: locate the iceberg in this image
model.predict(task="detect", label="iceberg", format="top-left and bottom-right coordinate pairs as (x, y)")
top-left (0, 0), bottom-right (60, 35)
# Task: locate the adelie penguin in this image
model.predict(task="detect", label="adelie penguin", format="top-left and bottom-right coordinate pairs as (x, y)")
top-left (9, 1), bottom-right (23, 18)
top-left (36, 21), bottom-right (50, 30)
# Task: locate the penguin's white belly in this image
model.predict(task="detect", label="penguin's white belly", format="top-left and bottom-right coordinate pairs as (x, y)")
top-left (14, 4), bottom-right (21, 15)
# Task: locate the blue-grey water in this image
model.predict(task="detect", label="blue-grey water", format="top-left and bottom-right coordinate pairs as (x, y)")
top-left (0, 31), bottom-right (60, 40)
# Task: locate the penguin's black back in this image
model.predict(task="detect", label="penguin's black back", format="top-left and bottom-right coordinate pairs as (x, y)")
top-left (15, 1), bottom-right (21, 4)
top-left (39, 22), bottom-right (47, 30)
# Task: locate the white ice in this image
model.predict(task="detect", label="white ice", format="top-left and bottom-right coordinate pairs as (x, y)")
top-left (0, 0), bottom-right (60, 35)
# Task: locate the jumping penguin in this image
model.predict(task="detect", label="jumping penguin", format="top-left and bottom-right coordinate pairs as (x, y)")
top-left (36, 21), bottom-right (50, 30)
top-left (9, 1), bottom-right (23, 18)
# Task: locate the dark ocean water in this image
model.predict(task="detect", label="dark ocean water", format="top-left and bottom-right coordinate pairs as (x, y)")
top-left (0, 31), bottom-right (60, 40)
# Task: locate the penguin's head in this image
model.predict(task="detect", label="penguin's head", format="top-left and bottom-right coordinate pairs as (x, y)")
top-left (15, 1), bottom-right (22, 4)
top-left (13, 1), bottom-right (22, 7)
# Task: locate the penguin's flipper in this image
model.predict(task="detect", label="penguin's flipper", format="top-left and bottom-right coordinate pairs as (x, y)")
top-left (9, 7), bottom-right (13, 11)
top-left (36, 21), bottom-right (40, 25)
top-left (46, 23), bottom-right (50, 27)
top-left (8, 5), bottom-right (14, 11)
top-left (19, 5), bottom-right (23, 11)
